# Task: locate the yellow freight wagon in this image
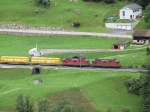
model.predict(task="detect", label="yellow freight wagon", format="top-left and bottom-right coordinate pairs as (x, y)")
top-left (0, 56), bottom-right (29, 64)
top-left (31, 57), bottom-right (62, 65)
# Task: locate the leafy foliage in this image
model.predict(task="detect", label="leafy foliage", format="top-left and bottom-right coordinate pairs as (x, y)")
top-left (16, 95), bottom-right (33, 112)
top-left (144, 5), bottom-right (150, 24)
top-left (125, 78), bottom-right (143, 95)
top-left (128, 0), bottom-right (150, 9)
top-left (126, 55), bottom-right (150, 112)
top-left (36, 0), bottom-right (50, 8)
top-left (83, 0), bottom-right (115, 4)
top-left (38, 99), bottom-right (49, 112)
top-left (51, 99), bottom-right (85, 112)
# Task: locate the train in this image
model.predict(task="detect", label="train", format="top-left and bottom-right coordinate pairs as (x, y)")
top-left (0, 56), bottom-right (121, 68)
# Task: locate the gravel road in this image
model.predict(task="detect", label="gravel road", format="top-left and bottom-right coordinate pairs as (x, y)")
top-left (0, 28), bottom-right (132, 38)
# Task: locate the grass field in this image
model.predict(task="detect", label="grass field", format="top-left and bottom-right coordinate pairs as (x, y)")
top-left (48, 48), bottom-right (148, 67)
top-left (0, 34), bottom-right (149, 67)
top-left (0, 0), bottom-right (127, 32)
top-left (136, 19), bottom-right (150, 29)
top-left (0, 68), bottom-right (142, 112)
top-left (0, 35), bottom-right (128, 56)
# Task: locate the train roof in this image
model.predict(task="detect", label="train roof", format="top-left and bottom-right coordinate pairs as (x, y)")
top-left (95, 59), bottom-right (117, 61)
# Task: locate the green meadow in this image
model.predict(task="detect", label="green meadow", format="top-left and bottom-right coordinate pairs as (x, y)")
top-left (0, 35), bottom-right (149, 67)
top-left (0, 0), bottom-right (127, 32)
top-left (0, 68), bottom-right (142, 112)
top-left (0, 35), bottom-right (127, 56)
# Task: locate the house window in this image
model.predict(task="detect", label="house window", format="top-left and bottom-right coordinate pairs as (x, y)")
top-left (123, 11), bottom-right (125, 16)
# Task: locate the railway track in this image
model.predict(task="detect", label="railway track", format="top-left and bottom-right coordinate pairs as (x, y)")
top-left (0, 64), bottom-right (147, 73)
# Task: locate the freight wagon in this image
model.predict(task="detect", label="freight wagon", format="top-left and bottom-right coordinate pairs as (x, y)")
top-left (0, 56), bottom-right (122, 68)
top-left (31, 57), bottom-right (62, 65)
top-left (0, 56), bottom-right (29, 64)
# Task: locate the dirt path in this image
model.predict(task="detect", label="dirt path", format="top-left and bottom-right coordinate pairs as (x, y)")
top-left (40, 46), bottom-right (147, 54)
top-left (0, 28), bottom-right (132, 38)
top-left (40, 49), bottom-right (118, 54)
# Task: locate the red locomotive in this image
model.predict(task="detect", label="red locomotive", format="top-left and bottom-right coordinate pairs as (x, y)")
top-left (63, 57), bottom-right (90, 67)
top-left (92, 59), bottom-right (121, 68)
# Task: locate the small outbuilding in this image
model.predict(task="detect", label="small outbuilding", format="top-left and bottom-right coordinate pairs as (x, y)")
top-left (133, 30), bottom-right (150, 45)
top-left (120, 3), bottom-right (142, 20)
top-left (113, 41), bottom-right (130, 50)
top-left (113, 44), bottom-right (125, 50)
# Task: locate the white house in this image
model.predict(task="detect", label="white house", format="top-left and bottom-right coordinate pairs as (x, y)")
top-left (120, 3), bottom-right (142, 20)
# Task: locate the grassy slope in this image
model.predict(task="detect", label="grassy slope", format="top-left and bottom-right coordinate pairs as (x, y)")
top-left (48, 49), bottom-right (148, 67)
top-left (0, 68), bottom-right (141, 112)
top-left (0, 35), bottom-right (149, 67)
top-left (0, 35), bottom-right (125, 56)
top-left (136, 19), bottom-right (150, 29)
top-left (0, 0), bottom-right (126, 32)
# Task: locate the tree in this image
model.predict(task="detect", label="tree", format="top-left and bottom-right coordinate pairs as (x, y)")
top-left (125, 78), bottom-right (142, 95)
top-left (140, 58), bottom-right (150, 112)
top-left (103, 0), bottom-right (115, 3)
top-left (146, 47), bottom-right (150, 55)
top-left (16, 95), bottom-right (26, 112)
top-left (16, 95), bottom-right (33, 112)
top-left (51, 99), bottom-right (85, 112)
top-left (144, 5), bottom-right (150, 23)
top-left (125, 54), bottom-right (150, 112)
top-left (128, 0), bottom-right (150, 9)
top-left (37, 0), bottom-right (50, 8)
top-left (38, 99), bottom-right (49, 112)
top-left (83, 0), bottom-right (115, 4)
top-left (136, 0), bottom-right (150, 9)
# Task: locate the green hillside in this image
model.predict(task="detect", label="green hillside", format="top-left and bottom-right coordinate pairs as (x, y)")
top-left (0, 0), bottom-right (127, 32)
top-left (0, 68), bottom-right (142, 112)
top-left (0, 35), bottom-right (128, 56)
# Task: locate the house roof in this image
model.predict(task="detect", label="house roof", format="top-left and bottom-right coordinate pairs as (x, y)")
top-left (133, 30), bottom-right (150, 38)
top-left (122, 3), bottom-right (142, 11)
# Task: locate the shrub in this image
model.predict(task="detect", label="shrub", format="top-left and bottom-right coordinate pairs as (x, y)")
top-left (16, 95), bottom-right (33, 112)
top-left (83, 0), bottom-right (115, 3)
top-left (121, 107), bottom-right (130, 112)
top-left (36, 0), bottom-right (50, 8)
top-left (38, 99), bottom-right (49, 112)
top-left (125, 78), bottom-right (142, 95)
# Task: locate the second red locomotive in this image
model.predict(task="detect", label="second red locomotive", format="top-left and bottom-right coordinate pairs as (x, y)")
top-left (92, 59), bottom-right (121, 68)
top-left (63, 57), bottom-right (121, 68)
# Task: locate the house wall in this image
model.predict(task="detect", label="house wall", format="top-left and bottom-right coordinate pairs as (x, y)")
top-left (120, 8), bottom-right (133, 19)
top-left (120, 8), bottom-right (142, 20)
top-left (132, 8), bottom-right (142, 18)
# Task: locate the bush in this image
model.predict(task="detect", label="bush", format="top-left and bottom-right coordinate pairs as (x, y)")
top-left (83, 0), bottom-right (115, 3)
top-left (38, 99), bottom-right (49, 112)
top-left (51, 99), bottom-right (85, 112)
top-left (36, 0), bottom-right (50, 8)
top-left (146, 47), bottom-right (150, 55)
top-left (121, 107), bottom-right (130, 112)
top-left (16, 95), bottom-right (33, 112)
top-left (104, 0), bottom-right (115, 3)
top-left (73, 22), bottom-right (81, 28)
top-left (125, 78), bottom-right (142, 95)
